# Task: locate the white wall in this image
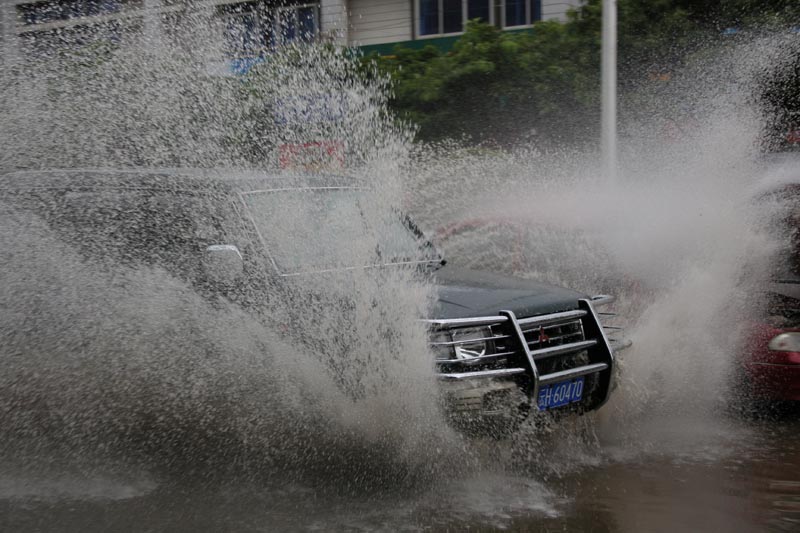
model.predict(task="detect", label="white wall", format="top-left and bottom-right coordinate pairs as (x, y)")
top-left (541, 0), bottom-right (582, 22)
top-left (321, 0), bottom-right (348, 44)
top-left (347, 0), bottom-right (412, 47)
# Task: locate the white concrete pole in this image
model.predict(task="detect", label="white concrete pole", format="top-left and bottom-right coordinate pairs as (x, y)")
top-left (0, 2), bottom-right (19, 67)
top-left (601, 0), bottom-right (617, 183)
top-left (143, 0), bottom-right (165, 46)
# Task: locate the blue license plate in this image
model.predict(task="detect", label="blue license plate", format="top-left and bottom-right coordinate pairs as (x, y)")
top-left (537, 377), bottom-right (584, 411)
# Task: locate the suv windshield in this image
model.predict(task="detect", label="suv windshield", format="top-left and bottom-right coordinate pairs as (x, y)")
top-left (241, 188), bottom-right (435, 275)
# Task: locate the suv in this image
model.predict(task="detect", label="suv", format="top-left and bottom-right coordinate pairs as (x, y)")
top-left (0, 169), bottom-right (619, 434)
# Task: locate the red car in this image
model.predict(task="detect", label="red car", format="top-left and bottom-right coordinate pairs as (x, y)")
top-left (741, 166), bottom-right (800, 402)
top-left (742, 319), bottom-right (800, 402)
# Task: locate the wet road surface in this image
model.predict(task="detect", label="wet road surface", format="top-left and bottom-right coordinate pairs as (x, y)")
top-left (2, 412), bottom-right (798, 532)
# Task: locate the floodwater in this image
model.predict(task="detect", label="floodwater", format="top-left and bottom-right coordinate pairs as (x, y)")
top-left (2, 17), bottom-right (800, 533)
top-left (2, 413), bottom-right (799, 532)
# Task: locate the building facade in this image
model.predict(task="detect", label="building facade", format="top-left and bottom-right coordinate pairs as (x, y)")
top-left (1, 0), bottom-right (583, 65)
top-left (348, 0), bottom-right (582, 53)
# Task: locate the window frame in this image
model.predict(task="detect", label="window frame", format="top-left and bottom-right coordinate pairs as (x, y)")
top-left (501, 0), bottom-right (532, 29)
top-left (415, 0), bottom-right (538, 40)
top-left (16, 0), bottom-right (142, 28)
top-left (465, 0), bottom-right (492, 25)
top-left (273, 3), bottom-right (320, 47)
top-left (217, 1), bottom-right (321, 59)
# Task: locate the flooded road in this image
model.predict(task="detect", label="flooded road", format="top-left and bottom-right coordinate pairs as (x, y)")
top-left (547, 416), bottom-right (800, 533)
top-left (1, 15), bottom-right (799, 533)
top-left (2, 413), bottom-right (798, 532)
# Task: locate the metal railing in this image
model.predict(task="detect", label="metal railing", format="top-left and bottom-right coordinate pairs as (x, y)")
top-left (430, 298), bottom-right (617, 412)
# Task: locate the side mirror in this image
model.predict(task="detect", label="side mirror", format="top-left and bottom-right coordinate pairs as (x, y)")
top-left (203, 244), bottom-right (244, 285)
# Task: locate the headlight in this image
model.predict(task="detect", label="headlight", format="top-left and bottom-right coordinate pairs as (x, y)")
top-left (431, 326), bottom-right (497, 361)
top-left (768, 332), bottom-right (800, 352)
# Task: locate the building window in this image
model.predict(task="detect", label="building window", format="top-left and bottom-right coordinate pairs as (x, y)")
top-left (504, 0), bottom-right (528, 27)
top-left (218, 1), bottom-right (320, 59)
top-left (467, 0), bottom-right (490, 22)
top-left (505, 0), bottom-right (528, 26)
top-left (442, 0), bottom-right (462, 33)
top-left (276, 4), bottom-right (319, 45)
top-left (219, 2), bottom-right (273, 58)
top-left (16, 0), bottom-right (147, 58)
top-left (417, 1), bottom-right (540, 37)
top-left (20, 18), bottom-right (142, 56)
top-left (17, 1), bottom-right (137, 26)
top-left (419, 0), bottom-right (439, 36)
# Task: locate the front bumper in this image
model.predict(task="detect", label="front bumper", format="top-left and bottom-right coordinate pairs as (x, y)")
top-left (430, 298), bottom-right (617, 427)
top-left (745, 362), bottom-right (800, 401)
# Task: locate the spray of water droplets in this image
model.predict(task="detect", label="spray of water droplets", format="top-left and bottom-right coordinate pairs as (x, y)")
top-left (0, 14), bottom-right (467, 490)
top-left (1, 12), bottom-right (799, 504)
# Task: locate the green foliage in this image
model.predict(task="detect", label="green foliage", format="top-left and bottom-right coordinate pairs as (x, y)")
top-left (370, 0), bottom-right (799, 144)
top-left (373, 20), bottom-right (600, 145)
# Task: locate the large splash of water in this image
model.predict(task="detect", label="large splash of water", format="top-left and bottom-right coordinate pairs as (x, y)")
top-left (404, 32), bottom-right (800, 466)
top-left (0, 14), bottom-right (467, 490)
top-left (1, 10), bottom-right (799, 507)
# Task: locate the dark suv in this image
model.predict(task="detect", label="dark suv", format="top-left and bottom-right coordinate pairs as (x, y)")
top-left (0, 169), bottom-right (618, 434)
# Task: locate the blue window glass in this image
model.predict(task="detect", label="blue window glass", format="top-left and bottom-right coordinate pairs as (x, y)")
top-left (419, 0), bottom-right (439, 36)
top-left (467, 0), bottom-right (490, 22)
top-left (17, 3), bottom-right (49, 25)
top-left (99, 1), bottom-right (122, 15)
top-left (65, 0), bottom-right (83, 19)
top-left (279, 10), bottom-right (297, 43)
top-left (226, 12), bottom-right (261, 57)
top-left (85, 1), bottom-right (101, 16)
top-left (505, 0), bottom-right (527, 27)
top-left (221, 2), bottom-right (274, 58)
top-left (442, 0), bottom-right (462, 33)
top-left (18, 0), bottom-right (125, 25)
top-left (298, 6), bottom-right (317, 41)
top-left (87, 1), bottom-right (122, 17)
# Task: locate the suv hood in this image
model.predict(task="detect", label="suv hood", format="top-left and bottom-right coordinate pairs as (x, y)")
top-left (432, 266), bottom-right (586, 320)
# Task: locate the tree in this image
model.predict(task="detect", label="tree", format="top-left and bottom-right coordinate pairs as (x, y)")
top-left (373, 20), bottom-right (600, 145)
top-left (370, 0), bottom-right (799, 146)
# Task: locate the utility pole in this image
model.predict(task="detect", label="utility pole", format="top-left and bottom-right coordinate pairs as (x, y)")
top-left (601, 0), bottom-right (618, 183)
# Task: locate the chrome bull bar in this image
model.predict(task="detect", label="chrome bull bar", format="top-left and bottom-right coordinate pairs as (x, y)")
top-left (432, 298), bottom-right (617, 411)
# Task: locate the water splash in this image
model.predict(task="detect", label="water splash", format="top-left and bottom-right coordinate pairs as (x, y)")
top-left (1, 13), bottom-right (799, 529)
top-left (0, 15), bottom-right (465, 490)
top-left (404, 32), bottom-right (800, 463)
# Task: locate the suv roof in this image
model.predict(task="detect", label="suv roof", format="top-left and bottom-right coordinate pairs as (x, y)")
top-left (0, 168), bottom-right (358, 193)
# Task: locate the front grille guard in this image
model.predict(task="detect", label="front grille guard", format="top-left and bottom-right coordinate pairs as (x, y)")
top-left (429, 298), bottom-right (617, 411)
